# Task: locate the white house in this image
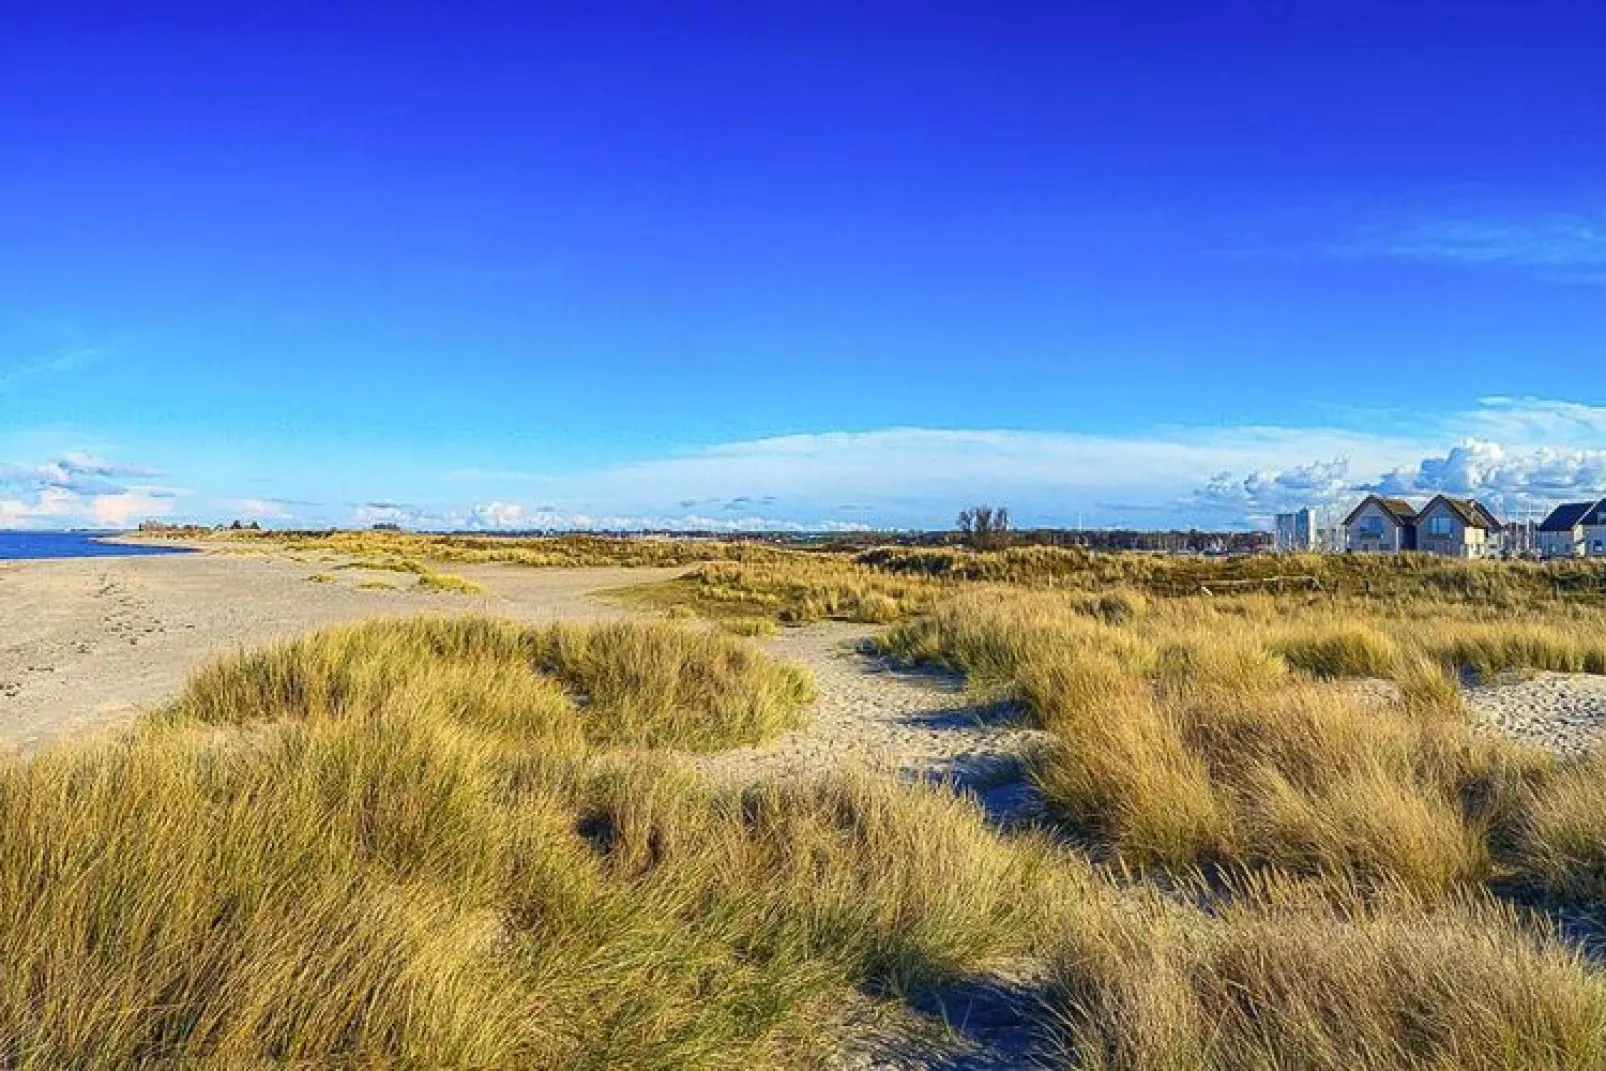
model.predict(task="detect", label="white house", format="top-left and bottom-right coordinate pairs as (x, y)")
top-left (1343, 495), bottom-right (1418, 553)
top-left (1412, 494), bottom-right (1504, 559)
top-left (1537, 500), bottom-right (1597, 558)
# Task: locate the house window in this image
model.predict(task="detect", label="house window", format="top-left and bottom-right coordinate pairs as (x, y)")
top-left (1358, 519), bottom-right (1384, 538)
top-left (1427, 516), bottom-right (1454, 536)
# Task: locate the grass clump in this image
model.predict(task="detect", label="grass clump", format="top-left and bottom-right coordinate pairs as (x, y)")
top-left (878, 590), bottom-right (1146, 687)
top-left (0, 717), bottom-right (535, 1067)
top-left (335, 556), bottom-right (431, 574)
top-left (884, 592), bottom-right (1571, 896)
top-left (618, 560), bottom-right (941, 625)
top-left (0, 694), bottom-right (1063, 1066)
top-left (564, 764), bottom-right (1072, 1000)
top-left (1274, 622), bottom-right (1401, 679)
top-left (718, 615), bottom-right (778, 637)
top-left (1025, 647), bottom-right (1505, 893)
top-left (415, 571), bottom-right (485, 595)
top-left (1424, 622), bottom-right (1606, 680)
top-left (1510, 750), bottom-right (1606, 905)
top-left (1023, 651), bottom-right (1231, 870)
top-left (177, 616), bottom-right (813, 753)
top-left (530, 620), bottom-right (815, 749)
top-left (1052, 876), bottom-right (1606, 1070)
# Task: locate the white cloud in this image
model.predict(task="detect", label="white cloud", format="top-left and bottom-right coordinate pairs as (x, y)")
top-left (1191, 459), bottom-right (1354, 523)
top-left (388, 397), bottom-right (1606, 530)
top-left (0, 451), bottom-right (176, 529)
top-left (1375, 440), bottom-right (1606, 508)
top-left (14, 397), bottom-right (1606, 533)
top-left (0, 488), bottom-right (77, 527)
top-left (226, 498), bottom-right (298, 522)
top-left (1457, 397), bottom-right (1606, 447)
top-left (89, 492), bottom-right (174, 527)
top-left (545, 425), bottom-right (1422, 521)
top-left (470, 501), bottom-right (525, 528)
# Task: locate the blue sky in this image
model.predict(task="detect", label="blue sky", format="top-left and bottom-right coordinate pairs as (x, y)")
top-left (3, 2), bottom-right (1603, 530)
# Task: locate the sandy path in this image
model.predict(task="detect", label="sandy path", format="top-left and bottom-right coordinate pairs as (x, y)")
top-left (694, 622), bottom-right (1050, 826)
top-left (0, 550), bottom-right (679, 753)
top-left (1467, 673), bottom-right (1606, 758)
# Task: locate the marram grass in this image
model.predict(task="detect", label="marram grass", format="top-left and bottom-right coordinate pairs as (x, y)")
top-left (0, 617), bottom-right (1070, 1067)
top-left (6, 571), bottom-right (1606, 1067)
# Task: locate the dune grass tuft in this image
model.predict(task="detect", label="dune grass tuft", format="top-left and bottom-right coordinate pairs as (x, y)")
top-left (414, 571), bottom-right (485, 595)
top-left (1273, 622), bottom-right (1401, 679)
top-left (0, 717), bottom-right (1064, 1066)
top-left (0, 612), bottom-right (1090, 1066)
top-left (1509, 750), bottom-right (1606, 905)
top-left (177, 616), bottom-right (813, 752)
top-left (881, 590), bottom-right (1589, 898)
top-left (1051, 875), bottom-right (1606, 1070)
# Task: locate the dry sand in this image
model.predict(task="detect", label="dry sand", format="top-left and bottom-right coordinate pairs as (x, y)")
top-left (708, 622), bottom-right (1052, 825)
top-left (1466, 671), bottom-right (1606, 757)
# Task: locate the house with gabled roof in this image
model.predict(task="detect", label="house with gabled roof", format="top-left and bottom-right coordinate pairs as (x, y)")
top-left (1413, 494), bottom-right (1504, 559)
top-left (1343, 495), bottom-right (1418, 553)
top-left (1538, 499), bottom-right (1606, 559)
top-left (1341, 493), bottom-right (1509, 557)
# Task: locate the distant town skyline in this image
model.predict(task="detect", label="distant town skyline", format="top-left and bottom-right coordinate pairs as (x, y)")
top-left (4, 4), bottom-right (1604, 530)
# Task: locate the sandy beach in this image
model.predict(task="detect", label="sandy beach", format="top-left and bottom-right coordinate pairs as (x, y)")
top-left (0, 546), bottom-right (1050, 794)
top-left (0, 548), bottom-right (678, 754)
top-left (7, 546), bottom-right (1606, 772)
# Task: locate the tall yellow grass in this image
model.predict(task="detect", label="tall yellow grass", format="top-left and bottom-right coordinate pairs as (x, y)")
top-left (879, 589), bottom-right (1603, 902)
top-left (176, 616), bottom-right (814, 751)
top-left (0, 618), bottom-right (1074, 1066)
top-left (1052, 875), bottom-right (1606, 1070)
top-left (11, 542), bottom-right (1606, 1064)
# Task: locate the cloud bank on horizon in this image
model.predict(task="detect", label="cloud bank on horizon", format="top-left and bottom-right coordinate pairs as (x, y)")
top-left (4, 397), bottom-right (1605, 533)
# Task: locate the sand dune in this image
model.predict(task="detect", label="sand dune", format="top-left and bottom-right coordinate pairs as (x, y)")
top-left (0, 549), bottom-right (676, 754)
